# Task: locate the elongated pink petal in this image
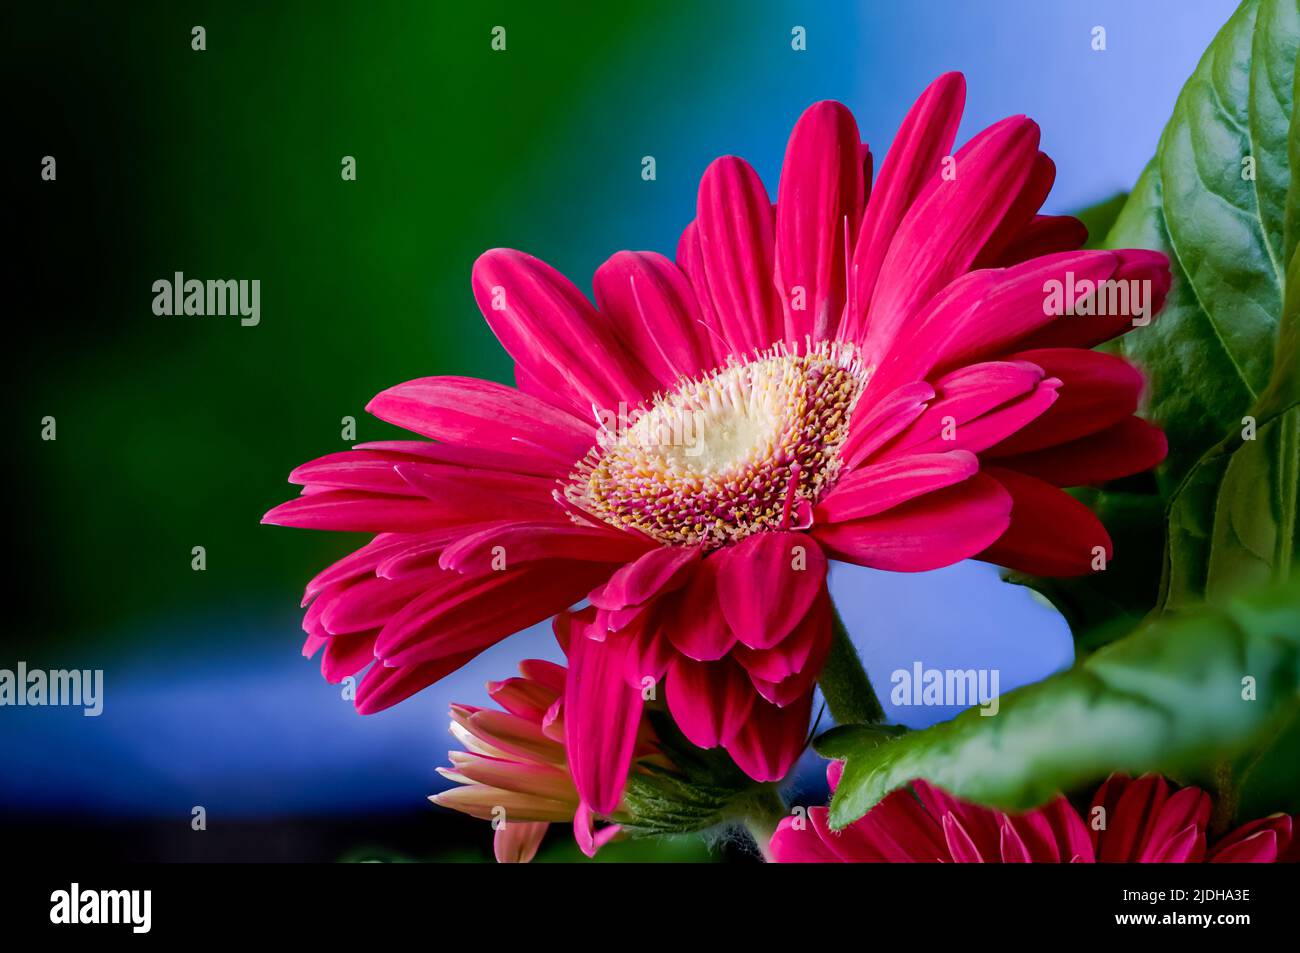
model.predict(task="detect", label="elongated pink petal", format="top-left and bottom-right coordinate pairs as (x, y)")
top-left (733, 587), bottom-right (831, 684)
top-left (354, 648), bottom-right (482, 714)
top-left (320, 629), bottom-right (377, 683)
top-left (367, 376), bottom-right (595, 462)
top-left (987, 348), bottom-right (1145, 454)
top-left (319, 573), bottom-right (433, 634)
top-left (813, 473), bottom-right (1012, 572)
top-left (354, 439), bottom-right (564, 478)
top-left (394, 463), bottom-right (562, 525)
top-left (662, 557), bottom-right (736, 661)
top-left (990, 416), bottom-right (1167, 486)
top-left (716, 531), bottom-right (828, 649)
top-left (770, 814), bottom-right (842, 862)
top-left (376, 562), bottom-right (610, 666)
top-left (1018, 249), bottom-right (1172, 349)
top-left (439, 521), bottom-right (654, 574)
top-left (992, 214), bottom-right (1088, 266)
top-left (494, 821), bottom-right (549, 863)
top-left (473, 249), bottom-right (656, 412)
top-left (863, 117), bottom-right (1041, 361)
top-left (1210, 815), bottom-right (1291, 863)
top-left (972, 151), bottom-right (1056, 268)
top-left (593, 251), bottom-right (711, 386)
top-left (693, 156), bottom-right (781, 353)
top-left (588, 544), bottom-right (703, 611)
top-left (845, 72), bottom-right (966, 339)
top-left (565, 632), bottom-right (645, 815)
top-left (882, 251), bottom-right (1120, 388)
top-left (262, 490), bottom-right (455, 533)
top-left (775, 101), bottom-right (865, 342)
top-left (879, 361), bottom-right (1055, 458)
top-left (978, 467), bottom-right (1112, 577)
top-left (666, 655), bottom-right (757, 748)
top-left (675, 221), bottom-right (729, 365)
top-left (841, 381), bottom-right (935, 468)
top-left (723, 692), bottom-right (813, 782)
top-left (573, 802), bottom-right (623, 858)
top-left (290, 450), bottom-right (423, 495)
top-left (818, 450), bottom-right (978, 523)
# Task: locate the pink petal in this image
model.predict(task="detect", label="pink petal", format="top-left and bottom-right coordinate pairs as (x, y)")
top-left (472, 249), bottom-right (656, 412)
top-left (692, 156), bottom-right (781, 353)
top-left (844, 72), bottom-right (966, 339)
top-left (1017, 249), bottom-right (1172, 349)
top-left (367, 375), bottom-right (595, 463)
top-left (878, 360), bottom-right (1053, 458)
top-left (986, 348), bottom-right (1146, 454)
top-left (261, 490), bottom-right (456, 533)
top-left (863, 116), bottom-right (1041, 361)
top-left (972, 151), bottom-right (1057, 268)
top-left (494, 821), bottom-right (549, 864)
top-left (775, 101), bottom-right (866, 342)
top-left (882, 251), bottom-right (1121, 388)
top-left (661, 557), bottom-right (737, 661)
top-left (716, 531), bottom-right (828, 649)
top-left (733, 587), bottom-right (832, 683)
top-left (978, 467), bottom-right (1113, 577)
top-left (565, 632), bottom-right (645, 815)
top-left (817, 451), bottom-right (979, 523)
top-left (588, 544), bottom-right (703, 611)
top-left (354, 648), bottom-right (482, 714)
top-left (841, 381), bottom-right (935, 468)
top-left (375, 562), bottom-right (610, 666)
top-left (992, 214), bottom-right (1088, 266)
top-left (813, 472), bottom-right (1012, 572)
top-left (593, 251), bottom-right (712, 386)
top-left (723, 691), bottom-right (813, 782)
top-left (989, 417), bottom-right (1167, 486)
top-left (770, 814), bottom-right (841, 863)
top-left (393, 464), bottom-right (564, 525)
top-left (665, 654), bottom-right (757, 748)
top-left (320, 630), bottom-right (377, 683)
top-left (439, 521), bottom-right (654, 574)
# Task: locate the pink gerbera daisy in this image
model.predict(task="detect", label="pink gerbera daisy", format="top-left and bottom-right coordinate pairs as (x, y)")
top-left (264, 73), bottom-right (1170, 820)
top-left (771, 764), bottom-right (1298, 863)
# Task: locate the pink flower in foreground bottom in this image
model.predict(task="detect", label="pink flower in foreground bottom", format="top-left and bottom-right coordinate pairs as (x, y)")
top-left (771, 764), bottom-right (1298, 863)
top-left (430, 655), bottom-right (661, 862)
top-left (265, 72), bottom-right (1170, 820)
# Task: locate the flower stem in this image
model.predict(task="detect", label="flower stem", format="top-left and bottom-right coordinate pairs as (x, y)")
top-left (820, 604), bottom-right (884, 726)
top-left (740, 785), bottom-right (787, 863)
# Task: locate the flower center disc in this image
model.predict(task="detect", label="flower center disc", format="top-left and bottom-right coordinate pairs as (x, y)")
top-left (566, 342), bottom-right (868, 547)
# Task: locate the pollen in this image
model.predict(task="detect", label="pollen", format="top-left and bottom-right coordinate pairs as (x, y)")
top-left (565, 341), bottom-right (869, 546)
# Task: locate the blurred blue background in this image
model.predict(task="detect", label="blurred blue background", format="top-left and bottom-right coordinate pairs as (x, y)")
top-left (4, 0), bottom-right (1237, 859)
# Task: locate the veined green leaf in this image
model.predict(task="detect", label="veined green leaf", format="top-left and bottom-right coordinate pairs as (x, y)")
top-left (1106, 0), bottom-right (1298, 489)
top-left (828, 577), bottom-right (1300, 827)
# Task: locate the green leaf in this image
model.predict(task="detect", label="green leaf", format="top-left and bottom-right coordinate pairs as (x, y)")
top-left (1161, 247), bottom-right (1300, 610)
top-left (1106, 0), bottom-right (1299, 490)
top-left (827, 576), bottom-right (1300, 827)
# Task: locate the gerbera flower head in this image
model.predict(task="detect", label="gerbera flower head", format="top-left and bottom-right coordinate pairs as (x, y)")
top-left (771, 764), bottom-right (1298, 863)
top-left (265, 72), bottom-right (1170, 819)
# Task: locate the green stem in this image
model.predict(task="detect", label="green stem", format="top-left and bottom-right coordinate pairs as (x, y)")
top-left (739, 785), bottom-right (787, 863)
top-left (820, 605), bottom-right (884, 726)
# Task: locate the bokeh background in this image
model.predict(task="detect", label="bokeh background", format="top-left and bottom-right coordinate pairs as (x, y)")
top-left (5, 0), bottom-right (1239, 861)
